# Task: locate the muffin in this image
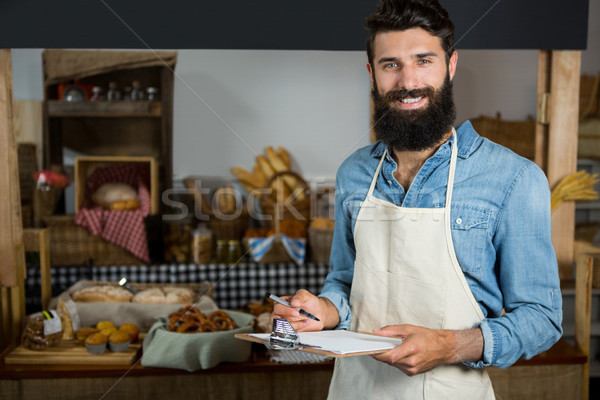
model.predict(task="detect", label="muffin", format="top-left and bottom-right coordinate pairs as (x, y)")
top-left (100, 326), bottom-right (117, 337)
top-left (108, 331), bottom-right (130, 352)
top-left (76, 327), bottom-right (99, 344)
top-left (118, 323), bottom-right (140, 343)
top-left (96, 321), bottom-right (116, 330)
top-left (84, 333), bottom-right (108, 354)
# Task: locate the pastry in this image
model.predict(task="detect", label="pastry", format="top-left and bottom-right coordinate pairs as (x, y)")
top-left (118, 323), bottom-right (140, 343)
top-left (85, 332), bottom-right (108, 346)
top-left (76, 327), bottom-right (99, 344)
top-left (71, 285), bottom-right (133, 303)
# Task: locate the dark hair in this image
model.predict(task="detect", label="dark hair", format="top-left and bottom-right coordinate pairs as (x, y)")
top-left (364, 0), bottom-right (455, 66)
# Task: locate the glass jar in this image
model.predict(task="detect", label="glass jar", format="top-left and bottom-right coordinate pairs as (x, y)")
top-left (107, 81), bottom-right (122, 101)
top-left (146, 87), bottom-right (159, 102)
top-left (130, 80), bottom-right (145, 101)
top-left (90, 86), bottom-right (105, 102)
top-left (192, 224), bottom-right (212, 264)
top-left (228, 240), bottom-right (243, 264)
top-left (215, 240), bottom-right (229, 263)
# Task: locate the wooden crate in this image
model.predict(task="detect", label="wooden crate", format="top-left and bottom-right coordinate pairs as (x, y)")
top-left (74, 156), bottom-right (158, 214)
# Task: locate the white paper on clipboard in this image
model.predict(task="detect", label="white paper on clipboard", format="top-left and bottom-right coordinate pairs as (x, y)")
top-left (248, 330), bottom-right (403, 355)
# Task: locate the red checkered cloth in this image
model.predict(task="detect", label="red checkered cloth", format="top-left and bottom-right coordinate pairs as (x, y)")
top-left (75, 164), bottom-right (151, 263)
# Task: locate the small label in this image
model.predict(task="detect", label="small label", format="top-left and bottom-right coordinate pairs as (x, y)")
top-left (43, 310), bottom-right (62, 336)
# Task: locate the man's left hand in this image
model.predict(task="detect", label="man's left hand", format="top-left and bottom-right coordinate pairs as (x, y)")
top-left (371, 325), bottom-right (483, 376)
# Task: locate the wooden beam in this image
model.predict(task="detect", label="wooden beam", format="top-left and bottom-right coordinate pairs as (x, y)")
top-left (0, 48), bottom-right (26, 348)
top-left (535, 50), bottom-right (551, 172)
top-left (546, 50), bottom-right (582, 280)
top-left (575, 253), bottom-right (593, 400)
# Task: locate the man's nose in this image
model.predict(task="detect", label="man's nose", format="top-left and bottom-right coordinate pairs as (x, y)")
top-left (395, 65), bottom-right (421, 90)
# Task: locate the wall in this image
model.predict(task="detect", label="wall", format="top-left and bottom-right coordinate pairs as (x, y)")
top-left (10, 0), bottom-right (600, 187)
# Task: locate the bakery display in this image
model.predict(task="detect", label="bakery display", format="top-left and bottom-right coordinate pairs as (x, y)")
top-left (71, 285), bottom-right (133, 303)
top-left (132, 287), bottom-right (195, 304)
top-left (167, 305), bottom-right (238, 333)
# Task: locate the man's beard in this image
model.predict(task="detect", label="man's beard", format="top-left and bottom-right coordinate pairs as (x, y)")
top-left (372, 75), bottom-right (456, 152)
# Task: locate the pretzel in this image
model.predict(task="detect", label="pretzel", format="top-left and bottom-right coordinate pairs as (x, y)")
top-left (167, 306), bottom-right (237, 333)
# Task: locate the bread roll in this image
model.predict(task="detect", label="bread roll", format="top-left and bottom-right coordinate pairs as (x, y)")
top-left (132, 288), bottom-right (165, 304)
top-left (132, 287), bottom-right (195, 304)
top-left (71, 285), bottom-right (133, 303)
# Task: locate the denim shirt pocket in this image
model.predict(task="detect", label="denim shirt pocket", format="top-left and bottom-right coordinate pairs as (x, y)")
top-left (450, 204), bottom-right (491, 276)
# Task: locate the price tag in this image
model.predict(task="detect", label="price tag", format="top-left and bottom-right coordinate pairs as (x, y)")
top-left (42, 310), bottom-right (62, 336)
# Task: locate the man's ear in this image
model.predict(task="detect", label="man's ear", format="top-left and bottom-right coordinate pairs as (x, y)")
top-left (367, 62), bottom-right (374, 85)
top-left (448, 51), bottom-right (458, 81)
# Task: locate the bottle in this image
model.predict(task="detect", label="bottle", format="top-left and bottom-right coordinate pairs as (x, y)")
top-left (146, 87), bottom-right (159, 102)
top-left (90, 86), bottom-right (105, 102)
top-left (130, 81), bottom-right (145, 101)
top-left (106, 81), bottom-right (122, 101)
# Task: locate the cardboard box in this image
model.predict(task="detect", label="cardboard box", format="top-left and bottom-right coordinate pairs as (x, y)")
top-left (74, 156), bottom-right (158, 214)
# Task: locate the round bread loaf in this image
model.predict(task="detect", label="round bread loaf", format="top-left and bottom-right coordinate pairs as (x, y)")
top-left (132, 287), bottom-right (195, 304)
top-left (71, 285), bottom-right (133, 302)
top-left (163, 287), bottom-right (195, 304)
top-left (132, 288), bottom-right (165, 303)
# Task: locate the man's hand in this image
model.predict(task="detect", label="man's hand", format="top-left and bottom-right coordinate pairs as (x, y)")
top-left (371, 325), bottom-right (483, 376)
top-left (271, 289), bottom-right (340, 331)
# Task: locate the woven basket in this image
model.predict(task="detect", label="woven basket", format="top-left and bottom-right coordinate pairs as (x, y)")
top-left (259, 171), bottom-right (311, 229)
top-left (43, 215), bottom-right (144, 266)
top-left (308, 227), bottom-right (334, 264)
top-left (470, 113), bottom-right (536, 160)
top-left (242, 236), bottom-right (294, 264)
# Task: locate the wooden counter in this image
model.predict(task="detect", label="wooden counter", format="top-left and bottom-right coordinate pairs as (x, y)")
top-left (0, 339), bottom-right (586, 400)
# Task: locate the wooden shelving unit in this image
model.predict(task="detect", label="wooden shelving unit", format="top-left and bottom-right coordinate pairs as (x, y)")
top-left (42, 50), bottom-right (177, 211)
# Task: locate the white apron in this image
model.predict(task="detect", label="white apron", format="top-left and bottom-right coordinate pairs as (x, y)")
top-left (327, 131), bottom-right (495, 399)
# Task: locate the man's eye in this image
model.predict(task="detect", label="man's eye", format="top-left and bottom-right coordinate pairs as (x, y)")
top-left (418, 59), bottom-right (431, 65)
top-left (384, 63), bottom-right (398, 68)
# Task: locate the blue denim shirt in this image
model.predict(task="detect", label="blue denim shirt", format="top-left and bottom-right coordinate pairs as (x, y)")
top-left (319, 120), bottom-right (563, 369)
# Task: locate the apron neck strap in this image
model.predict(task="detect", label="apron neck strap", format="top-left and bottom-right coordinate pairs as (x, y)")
top-left (445, 127), bottom-right (458, 209)
top-left (368, 127), bottom-right (459, 205)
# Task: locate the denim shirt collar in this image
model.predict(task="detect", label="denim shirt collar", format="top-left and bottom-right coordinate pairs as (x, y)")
top-left (370, 120), bottom-right (482, 162)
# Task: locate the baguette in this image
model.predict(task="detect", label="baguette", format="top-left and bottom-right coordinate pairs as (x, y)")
top-left (231, 166), bottom-right (262, 190)
top-left (266, 146), bottom-right (305, 200)
top-left (277, 146), bottom-right (292, 170)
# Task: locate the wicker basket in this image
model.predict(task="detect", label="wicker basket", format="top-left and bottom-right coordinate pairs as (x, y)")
top-left (259, 171), bottom-right (311, 229)
top-left (470, 113), bottom-right (536, 160)
top-left (43, 215), bottom-right (144, 266)
top-left (308, 227), bottom-right (334, 264)
top-left (242, 236), bottom-right (294, 264)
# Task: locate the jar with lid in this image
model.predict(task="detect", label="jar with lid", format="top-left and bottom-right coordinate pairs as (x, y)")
top-left (146, 87), bottom-right (159, 102)
top-left (122, 86), bottom-right (132, 101)
top-left (215, 240), bottom-right (229, 263)
top-left (90, 86), bottom-right (105, 102)
top-left (228, 240), bottom-right (243, 264)
top-left (106, 81), bottom-right (122, 101)
top-left (130, 80), bottom-right (145, 101)
top-left (192, 224), bottom-right (212, 264)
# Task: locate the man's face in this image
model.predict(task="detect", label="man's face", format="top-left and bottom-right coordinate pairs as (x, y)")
top-left (367, 28), bottom-right (458, 151)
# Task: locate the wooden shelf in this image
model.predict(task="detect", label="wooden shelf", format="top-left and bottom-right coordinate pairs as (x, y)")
top-left (47, 99), bottom-right (162, 117)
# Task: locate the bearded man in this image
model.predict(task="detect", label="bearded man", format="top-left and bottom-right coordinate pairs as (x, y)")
top-left (271, 1), bottom-right (562, 398)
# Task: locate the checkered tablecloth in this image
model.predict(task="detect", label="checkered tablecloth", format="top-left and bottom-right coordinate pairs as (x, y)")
top-left (25, 262), bottom-right (331, 313)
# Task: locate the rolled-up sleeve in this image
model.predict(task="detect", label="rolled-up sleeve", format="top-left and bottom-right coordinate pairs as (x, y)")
top-left (466, 163), bottom-right (563, 369)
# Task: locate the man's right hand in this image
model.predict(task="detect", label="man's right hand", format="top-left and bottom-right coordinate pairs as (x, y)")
top-left (271, 289), bottom-right (340, 331)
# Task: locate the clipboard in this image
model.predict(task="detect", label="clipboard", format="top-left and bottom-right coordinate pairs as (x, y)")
top-left (235, 320), bottom-right (403, 358)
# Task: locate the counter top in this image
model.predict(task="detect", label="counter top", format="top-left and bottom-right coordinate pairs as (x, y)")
top-left (0, 338), bottom-right (585, 380)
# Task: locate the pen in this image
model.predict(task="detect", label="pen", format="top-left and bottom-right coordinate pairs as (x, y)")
top-left (266, 292), bottom-right (320, 322)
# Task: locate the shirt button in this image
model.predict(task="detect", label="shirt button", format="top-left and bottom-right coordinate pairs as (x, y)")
top-left (456, 218), bottom-right (463, 225)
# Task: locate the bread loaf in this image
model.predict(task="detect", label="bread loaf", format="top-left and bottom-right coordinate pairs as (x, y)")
top-left (71, 285), bottom-right (133, 303)
top-left (132, 287), bottom-right (195, 304)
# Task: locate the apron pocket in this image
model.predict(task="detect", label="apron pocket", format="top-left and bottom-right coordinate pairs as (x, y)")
top-left (425, 369), bottom-right (494, 400)
top-left (355, 261), bottom-right (447, 330)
